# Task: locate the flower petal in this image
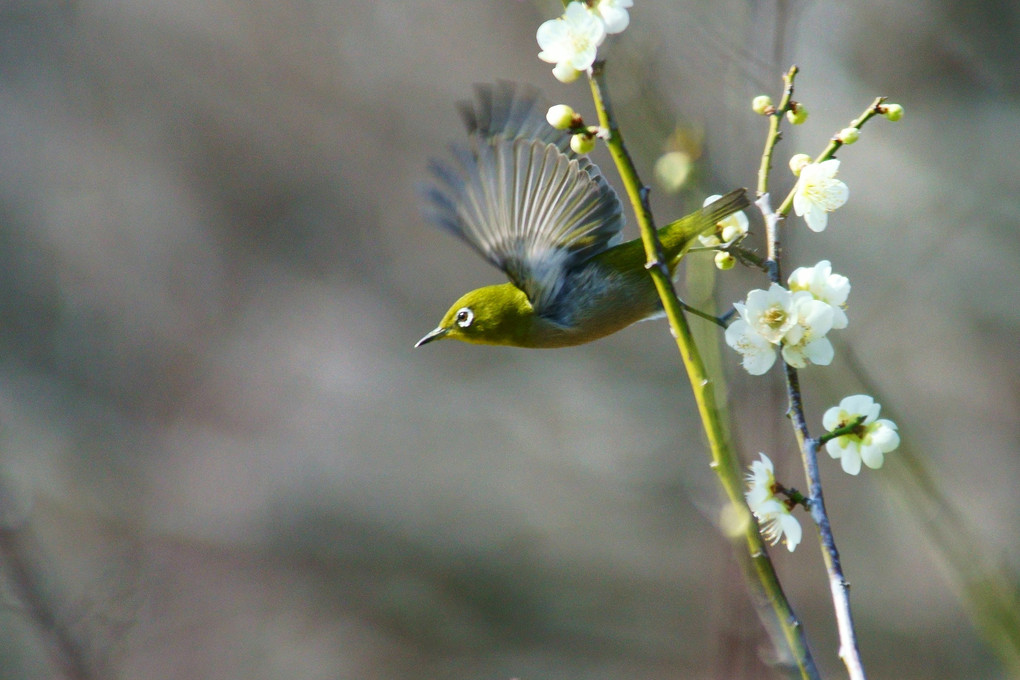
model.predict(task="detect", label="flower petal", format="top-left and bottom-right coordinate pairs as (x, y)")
top-left (792, 190), bottom-right (806, 217)
top-left (841, 395), bottom-right (877, 418)
top-left (804, 203), bottom-right (828, 232)
top-left (823, 180), bottom-right (849, 210)
top-left (744, 349), bottom-right (777, 375)
top-left (822, 406), bottom-right (842, 431)
top-left (781, 343), bottom-right (808, 368)
top-left (872, 421), bottom-right (901, 452)
top-left (825, 437), bottom-right (845, 459)
top-left (804, 336), bottom-right (834, 365)
top-left (860, 444), bottom-right (885, 470)
top-left (817, 158), bottom-right (841, 178)
top-left (840, 448), bottom-right (863, 475)
top-left (780, 514), bottom-right (802, 551)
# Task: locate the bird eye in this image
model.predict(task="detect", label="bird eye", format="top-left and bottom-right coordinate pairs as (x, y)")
top-left (455, 307), bottom-right (474, 328)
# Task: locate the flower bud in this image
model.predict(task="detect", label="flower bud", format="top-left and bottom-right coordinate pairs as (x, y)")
top-left (570, 132), bottom-right (596, 154)
top-left (786, 104), bottom-right (808, 125)
top-left (715, 251), bottom-right (736, 270)
top-left (546, 104), bottom-right (577, 130)
top-left (882, 103), bottom-right (904, 121)
top-left (837, 127), bottom-right (860, 145)
top-left (751, 95), bottom-right (773, 115)
top-left (552, 62), bottom-right (582, 83)
top-left (789, 153), bottom-right (812, 176)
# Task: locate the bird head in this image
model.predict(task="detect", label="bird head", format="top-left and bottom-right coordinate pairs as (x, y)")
top-left (416, 283), bottom-right (535, 347)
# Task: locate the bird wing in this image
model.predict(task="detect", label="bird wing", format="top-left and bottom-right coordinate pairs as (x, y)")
top-left (423, 82), bottom-right (625, 316)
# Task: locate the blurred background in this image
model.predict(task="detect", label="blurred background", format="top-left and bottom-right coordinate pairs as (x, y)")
top-left (0, 1), bottom-right (1017, 679)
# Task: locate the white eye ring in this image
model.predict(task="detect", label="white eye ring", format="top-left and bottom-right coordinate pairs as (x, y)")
top-left (455, 307), bottom-right (474, 328)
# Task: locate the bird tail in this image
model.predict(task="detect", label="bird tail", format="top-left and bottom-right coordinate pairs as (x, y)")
top-left (658, 188), bottom-right (750, 264)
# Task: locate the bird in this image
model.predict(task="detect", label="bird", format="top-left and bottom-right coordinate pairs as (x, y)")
top-left (416, 82), bottom-right (749, 349)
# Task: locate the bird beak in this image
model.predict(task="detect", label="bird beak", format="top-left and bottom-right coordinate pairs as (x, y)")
top-left (415, 326), bottom-right (449, 347)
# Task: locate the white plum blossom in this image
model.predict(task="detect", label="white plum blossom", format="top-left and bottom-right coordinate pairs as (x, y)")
top-left (780, 294), bottom-right (834, 368)
top-left (735, 283), bottom-right (798, 344)
top-left (822, 395), bottom-right (900, 475)
top-left (744, 453), bottom-right (778, 510)
top-left (745, 453), bottom-right (802, 552)
top-left (725, 318), bottom-right (777, 375)
top-left (788, 260), bottom-right (851, 329)
top-left (537, 2), bottom-right (607, 82)
top-left (725, 284), bottom-right (794, 375)
top-left (699, 193), bottom-right (749, 247)
top-left (727, 281), bottom-right (843, 375)
top-left (596, 0), bottom-right (634, 34)
top-left (792, 159), bottom-right (849, 232)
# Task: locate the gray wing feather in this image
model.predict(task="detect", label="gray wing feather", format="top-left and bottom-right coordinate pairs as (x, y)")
top-left (423, 82), bottom-right (624, 314)
top-left (458, 81), bottom-right (568, 151)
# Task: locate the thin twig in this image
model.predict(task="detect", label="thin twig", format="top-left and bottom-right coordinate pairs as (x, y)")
top-left (783, 366), bottom-right (866, 680)
top-left (756, 67), bottom-right (879, 680)
top-left (757, 64), bottom-right (798, 280)
top-left (759, 183), bottom-right (868, 678)
top-left (774, 96), bottom-right (888, 218)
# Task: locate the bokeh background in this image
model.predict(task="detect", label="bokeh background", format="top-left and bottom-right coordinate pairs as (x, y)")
top-left (0, 1), bottom-right (1017, 679)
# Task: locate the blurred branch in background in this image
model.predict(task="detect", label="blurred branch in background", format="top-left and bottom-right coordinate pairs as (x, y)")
top-left (0, 525), bottom-right (94, 680)
top-left (839, 346), bottom-right (1020, 676)
top-left (0, 471), bottom-right (95, 680)
top-left (891, 448), bottom-right (1020, 677)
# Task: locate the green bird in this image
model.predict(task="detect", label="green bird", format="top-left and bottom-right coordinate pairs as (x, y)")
top-left (416, 82), bottom-right (749, 349)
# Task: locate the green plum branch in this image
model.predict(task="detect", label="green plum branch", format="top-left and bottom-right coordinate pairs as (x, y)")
top-left (588, 60), bottom-right (820, 680)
